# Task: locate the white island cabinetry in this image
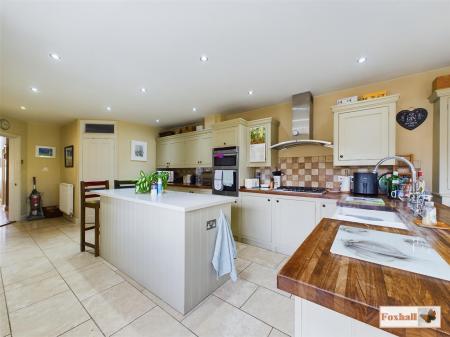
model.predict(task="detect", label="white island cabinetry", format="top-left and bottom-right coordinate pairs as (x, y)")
top-left (97, 189), bottom-right (233, 315)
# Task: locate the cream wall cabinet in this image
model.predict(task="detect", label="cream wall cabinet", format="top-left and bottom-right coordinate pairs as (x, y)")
top-left (212, 127), bottom-right (239, 147)
top-left (332, 95), bottom-right (399, 166)
top-left (156, 130), bottom-right (212, 168)
top-left (239, 192), bottom-right (337, 254)
top-left (430, 88), bottom-right (450, 206)
top-left (247, 118), bottom-right (279, 168)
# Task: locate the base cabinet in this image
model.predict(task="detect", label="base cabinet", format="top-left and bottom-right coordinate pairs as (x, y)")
top-left (295, 297), bottom-right (396, 337)
top-left (272, 198), bottom-right (316, 256)
top-left (239, 192), bottom-right (337, 255)
top-left (240, 194), bottom-right (273, 249)
top-left (231, 198), bottom-right (241, 240)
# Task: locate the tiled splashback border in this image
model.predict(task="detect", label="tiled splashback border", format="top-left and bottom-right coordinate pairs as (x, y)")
top-left (256, 155), bottom-right (396, 189)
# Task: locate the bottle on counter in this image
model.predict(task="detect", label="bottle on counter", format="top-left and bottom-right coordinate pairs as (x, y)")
top-left (422, 201), bottom-right (437, 225)
top-left (151, 183), bottom-right (158, 199)
top-left (157, 178), bottom-right (163, 195)
top-left (389, 171), bottom-right (400, 199)
top-left (417, 170), bottom-right (426, 193)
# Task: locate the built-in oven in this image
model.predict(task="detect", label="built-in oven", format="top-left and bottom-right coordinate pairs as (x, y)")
top-left (212, 147), bottom-right (239, 197)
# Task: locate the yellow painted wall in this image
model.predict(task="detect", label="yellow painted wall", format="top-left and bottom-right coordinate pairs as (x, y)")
top-left (60, 120), bottom-right (80, 220)
top-left (224, 65), bottom-right (450, 188)
top-left (117, 121), bottom-right (158, 179)
top-left (26, 122), bottom-right (61, 207)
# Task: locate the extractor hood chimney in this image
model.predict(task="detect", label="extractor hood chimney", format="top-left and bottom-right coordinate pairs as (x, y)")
top-left (270, 92), bottom-right (333, 150)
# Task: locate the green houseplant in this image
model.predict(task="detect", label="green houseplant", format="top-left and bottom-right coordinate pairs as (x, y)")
top-left (135, 170), bottom-right (169, 193)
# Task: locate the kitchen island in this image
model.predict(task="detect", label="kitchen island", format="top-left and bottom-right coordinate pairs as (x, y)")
top-left (97, 189), bottom-right (234, 314)
top-left (278, 199), bottom-right (450, 337)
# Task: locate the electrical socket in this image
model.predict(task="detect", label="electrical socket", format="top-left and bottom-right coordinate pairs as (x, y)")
top-left (206, 219), bottom-right (216, 230)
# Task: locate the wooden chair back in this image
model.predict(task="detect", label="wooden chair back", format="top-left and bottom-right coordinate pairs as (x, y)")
top-left (80, 180), bottom-right (110, 205)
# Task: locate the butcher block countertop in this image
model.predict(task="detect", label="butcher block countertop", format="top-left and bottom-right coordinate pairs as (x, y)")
top-left (277, 198), bottom-right (450, 337)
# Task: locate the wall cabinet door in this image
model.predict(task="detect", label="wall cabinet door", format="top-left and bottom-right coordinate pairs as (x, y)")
top-left (156, 140), bottom-right (184, 168)
top-left (337, 107), bottom-right (389, 162)
top-left (272, 198), bottom-right (316, 256)
top-left (196, 134), bottom-right (212, 167)
top-left (240, 194), bottom-right (273, 249)
top-left (212, 127), bottom-right (238, 148)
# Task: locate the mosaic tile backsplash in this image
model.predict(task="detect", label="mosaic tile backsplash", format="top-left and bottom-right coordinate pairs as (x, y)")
top-left (256, 155), bottom-right (397, 190)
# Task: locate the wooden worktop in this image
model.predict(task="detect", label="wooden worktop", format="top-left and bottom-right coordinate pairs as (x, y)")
top-left (277, 199), bottom-right (450, 337)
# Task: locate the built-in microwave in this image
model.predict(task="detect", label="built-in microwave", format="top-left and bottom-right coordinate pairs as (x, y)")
top-left (212, 147), bottom-right (239, 197)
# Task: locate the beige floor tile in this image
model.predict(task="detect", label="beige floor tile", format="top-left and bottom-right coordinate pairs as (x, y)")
top-left (31, 231), bottom-right (74, 249)
top-left (53, 251), bottom-right (102, 275)
top-left (240, 263), bottom-right (290, 297)
top-left (59, 320), bottom-right (103, 337)
top-left (235, 241), bottom-right (249, 253)
top-left (113, 306), bottom-right (195, 337)
top-left (43, 241), bottom-right (80, 261)
top-left (142, 289), bottom-right (186, 321)
top-left (4, 270), bottom-right (58, 292)
top-left (238, 245), bottom-right (287, 269)
top-left (269, 328), bottom-right (290, 337)
top-left (235, 257), bottom-right (251, 273)
top-left (182, 296), bottom-right (271, 337)
top-left (9, 291), bottom-right (89, 337)
top-left (213, 278), bottom-right (257, 308)
top-left (241, 287), bottom-right (294, 336)
top-left (0, 245), bottom-right (44, 267)
top-left (0, 293), bottom-right (10, 337)
top-left (5, 274), bottom-right (69, 312)
top-left (82, 282), bottom-right (155, 336)
top-left (64, 262), bottom-right (124, 300)
top-left (0, 236), bottom-right (35, 253)
top-left (115, 270), bottom-right (144, 291)
top-left (1, 256), bottom-right (54, 286)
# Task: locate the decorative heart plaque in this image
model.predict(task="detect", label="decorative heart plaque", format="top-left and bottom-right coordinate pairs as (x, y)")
top-left (396, 108), bottom-right (428, 130)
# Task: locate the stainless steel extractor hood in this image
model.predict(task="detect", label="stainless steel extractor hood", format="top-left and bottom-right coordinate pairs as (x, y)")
top-left (271, 92), bottom-right (333, 150)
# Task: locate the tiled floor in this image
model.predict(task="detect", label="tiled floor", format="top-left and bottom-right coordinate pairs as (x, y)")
top-left (0, 217), bottom-right (294, 337)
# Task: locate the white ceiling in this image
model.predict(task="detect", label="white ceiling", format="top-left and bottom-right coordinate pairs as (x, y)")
top-left (1, 0), bottom-right (450, 127)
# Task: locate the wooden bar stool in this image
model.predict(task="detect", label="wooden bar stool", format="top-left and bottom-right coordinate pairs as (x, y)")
top-left (80, 180), bottom-right (109, 256)
top-left (113, 180), bottom-right (137, 189)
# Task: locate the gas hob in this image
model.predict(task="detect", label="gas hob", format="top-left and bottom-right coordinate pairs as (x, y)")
top-left (276, 186), bottom-right (326, 194)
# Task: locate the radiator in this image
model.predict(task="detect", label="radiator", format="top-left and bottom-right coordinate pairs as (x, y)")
top-left (59, 183), bottom-right (74, 216)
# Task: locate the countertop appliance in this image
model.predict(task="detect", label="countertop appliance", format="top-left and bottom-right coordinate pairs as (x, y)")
top-left (212, 146), bottom-right (239, 197)
top-left (276, 186), bottom-right (326, 194)
top-left (272, 170), bottom-right (282, 189)
top-left (353, 172), bottom-right (378, 196)
top-left (245, 178), bottom-right (259, 189)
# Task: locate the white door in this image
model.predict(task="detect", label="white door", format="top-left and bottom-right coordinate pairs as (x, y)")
top-left (273, 198), bottom-right (316, 255)
top-left (8, 137), bottom-right (21, 221)
top-left (82, 138), bottom-right (116, 222)
top-left (240, 194), bottom-right (272, 249)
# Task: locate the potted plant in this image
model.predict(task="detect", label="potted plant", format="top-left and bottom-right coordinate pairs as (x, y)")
top-left (135, 171), bottom-right (169, 193)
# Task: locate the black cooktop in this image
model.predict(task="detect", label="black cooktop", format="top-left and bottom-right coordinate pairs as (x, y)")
top-left (276, 186), bottom-right (326, 194)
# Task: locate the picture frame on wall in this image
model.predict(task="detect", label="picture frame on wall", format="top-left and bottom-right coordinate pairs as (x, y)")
top-left (35, 145), bottom-right (56, 158)
top-left (131, 140), bottom-right (147, 161)
top-left (64, 145), bottom-right (74, 167)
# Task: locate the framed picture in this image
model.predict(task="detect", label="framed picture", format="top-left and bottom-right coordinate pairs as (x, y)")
top-left (64, 145), bottom-right (74, 167)
top-left (35, 146), bottom-right (56, 158)
top-left (131, 140), bottom-right (147, 161)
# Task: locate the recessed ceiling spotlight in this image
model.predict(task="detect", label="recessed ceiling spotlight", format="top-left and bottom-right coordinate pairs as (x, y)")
top-left (31, 87), bottom-right (39, 93)
top-left (106, 106), bottom-right (112, 111)
top-left (140, 87), bottom-right (147, 93)
top-left (192, 107), bottom-right (197, 112)
top-left (155, 119), bottom-right (160, 123)
top-left (200, 55), bottom-right (208, 62)
top-left (248, 90), bottom-right (254, 95)
top-left (357, 56), bottom-right (367, 64)
top-left (49, 53), bottom-right (61, 61)
top-left (20, 106), bottom-right (27, 110)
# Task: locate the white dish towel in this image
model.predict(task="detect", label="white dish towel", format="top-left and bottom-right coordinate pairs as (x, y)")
top-left (222, 170), bottom-right (234, 187)
top-left (214, 170), bottom-right (223, 191)
top-left (212, 210), bottom-right (237, 282)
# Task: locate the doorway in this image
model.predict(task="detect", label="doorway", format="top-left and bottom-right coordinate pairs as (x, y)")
top-left (0, 136), bottom-right (10, 225)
